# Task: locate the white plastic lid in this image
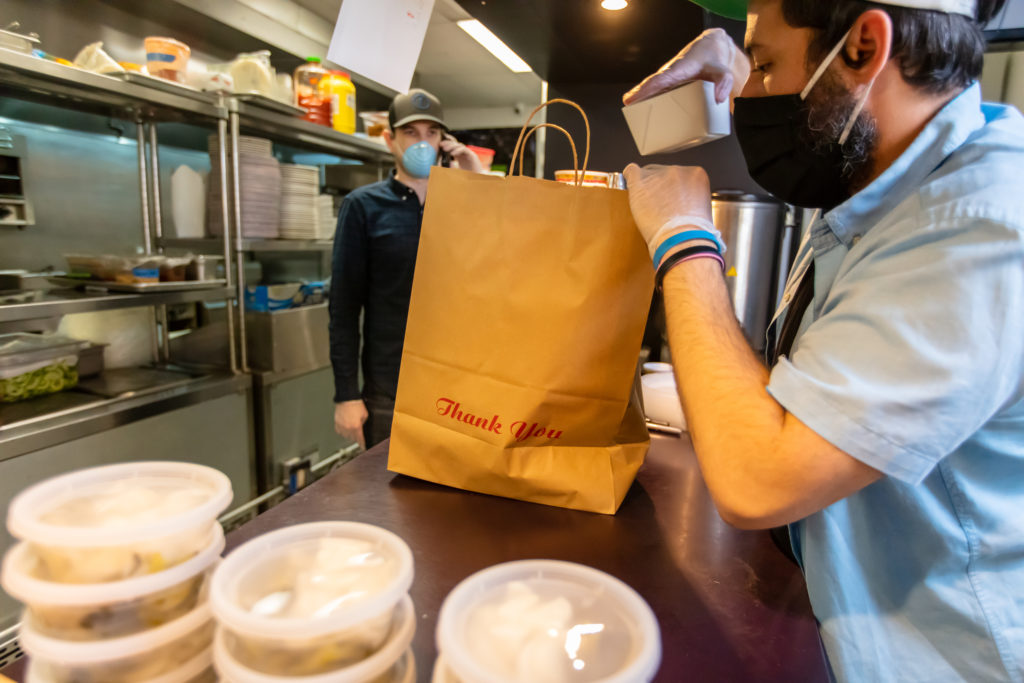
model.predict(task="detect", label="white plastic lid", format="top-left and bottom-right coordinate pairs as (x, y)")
top-left (210, 522), bottom-right (414, 640)
top-left (437, 560), bottom-right (661, 683)
top-left (19, 600), bottom-right (212, 663)
top-left (2, 524), bottom-right (223, 606)
top-left (213, 594), bottom-right (416, 683)
top-left (27, 646), bottom-right (213, 683)
top-left (7, 462), bottom-right (233, 546)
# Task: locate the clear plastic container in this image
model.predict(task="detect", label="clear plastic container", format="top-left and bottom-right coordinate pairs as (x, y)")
top-left (0, 333), bottom-right (88, 403)
top-left (210, 522), bottom-right (414, 676)
top-left (213, 595), bottom-right (416, 682)
top-left (6, 462), bottom-right (233, 584)
top-left (145, 37), bottom-right (191, 84)
top-left (436, 560), bottom-right (661, 683)
top-left (28, 646), bottom-right (216, 683)
top-left (294, 57), bottom-right (330, 127)
top-left (3, 525), bottom-right (223, 641)
top-left (20, 601), bottom-right (214, 683)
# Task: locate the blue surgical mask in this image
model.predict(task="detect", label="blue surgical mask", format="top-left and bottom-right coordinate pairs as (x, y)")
top-left (401, 141), bottom-right (437, 179)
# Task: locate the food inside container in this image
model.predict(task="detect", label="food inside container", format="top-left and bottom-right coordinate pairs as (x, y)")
top-left (2, 525), bottom-right (224, 641)
top-left (359, 111), bottom-right (389, 140)
top-left (213, 595), bottom-right (417, 683)
top-left (554, 170), bottom-right (613, 188)
top-left (20, 600), bottom-right (214, 683)
top-left (0, 333), bottom-right (89, 403)
top-left (160, 256), bottom-right (194, 282)
top-left (145, 36), bottom-right (191, 84)
top-left (210, 522), bottom-right (413, 676)
top-left (437, 560), bottom-right (662, 683)
top-left (6, 462), bottom-right (232, 584)
top-left (64, 254), bottom-right (164, 284)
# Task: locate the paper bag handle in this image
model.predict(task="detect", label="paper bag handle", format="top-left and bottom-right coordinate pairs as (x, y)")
top-left (509, 99), bottom-right (591, 183)
top-left (517, 123), bottom-right (578, 181)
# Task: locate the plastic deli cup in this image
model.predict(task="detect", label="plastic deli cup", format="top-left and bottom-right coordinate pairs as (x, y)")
top-left (3, 525), bottom-right (223, 641)
top-left (436, 560), bottom-right (662, 683)
top-left (554, 170), bottom-right (613, 188)
top-left (145, 36), bottom-right (191, 83)
top-left (210, 522), bottom-right (414, 677)
top-left (20, 600), bottom-right (214, 683)
top-left (28, 646), bottom-right (216, 683)
top-left (6, 462), bottom-right (232, 584)
top-left (213, 594), bottom-right (416, 683)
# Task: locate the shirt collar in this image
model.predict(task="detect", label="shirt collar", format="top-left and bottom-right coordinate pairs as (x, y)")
top-left (822, 82), bottom-right (986, 246)
top-left (387, 169), bottom-right (418, 199)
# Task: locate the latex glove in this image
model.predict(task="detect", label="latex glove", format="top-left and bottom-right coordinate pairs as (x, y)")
top-left (623, 28), bottom-right (751, 106)
top-left (623, 164), bottom-right (721, 267)
top-left (440, 134), bottom-right (486, 174)
top-left (334, 399), bottom-right (368, 450)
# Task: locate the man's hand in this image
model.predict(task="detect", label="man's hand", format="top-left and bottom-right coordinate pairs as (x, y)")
top-left (334, 400), bottom-right (368, 450)
top-left (623, 164), bottom-right (721, 264)
top-left (440, 135), bottom-right (486, 173)
top-left (623, 28), bottom-right (751, 106)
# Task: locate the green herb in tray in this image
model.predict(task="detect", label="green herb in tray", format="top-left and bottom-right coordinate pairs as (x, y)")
top-left (0, 362), bottom-right (79, 403)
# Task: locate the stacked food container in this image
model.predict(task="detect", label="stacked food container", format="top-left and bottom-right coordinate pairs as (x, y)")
top-left (1, 462), bottom-right (233, 682)
top-left (210, 521), bottom-right (416, 682)
top-left (433, 560), bottom-right (662, 683)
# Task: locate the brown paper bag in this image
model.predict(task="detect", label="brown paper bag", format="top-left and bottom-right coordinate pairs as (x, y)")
top-left (387, 101), bottom-right (654, 514)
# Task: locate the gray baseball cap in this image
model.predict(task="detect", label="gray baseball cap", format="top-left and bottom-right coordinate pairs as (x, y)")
top-left (388, 88), bottom-right (447, 131)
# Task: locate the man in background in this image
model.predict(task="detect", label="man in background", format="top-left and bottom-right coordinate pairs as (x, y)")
top-left (330, 88), bottom-right (484, 449)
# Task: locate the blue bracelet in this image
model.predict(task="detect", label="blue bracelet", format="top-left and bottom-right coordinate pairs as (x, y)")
top-left (652, 229), bottom-right (722, 268)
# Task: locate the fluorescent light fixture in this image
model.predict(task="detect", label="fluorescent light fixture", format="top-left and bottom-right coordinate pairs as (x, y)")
top-left (601, 0), bottom-right (629, 8)
top-left (457, 19), bottom-right (533, 73)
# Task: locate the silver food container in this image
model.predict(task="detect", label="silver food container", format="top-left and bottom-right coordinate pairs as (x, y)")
top-left (0, 28), bottom-right (39, 54)
top-left (245, 303), bottom-right (329, 373)
top-left (187, 255), bottom-right (225, 281)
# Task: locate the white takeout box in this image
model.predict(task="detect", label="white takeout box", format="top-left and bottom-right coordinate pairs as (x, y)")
top-left (622, 80), bottom-right (731, 155)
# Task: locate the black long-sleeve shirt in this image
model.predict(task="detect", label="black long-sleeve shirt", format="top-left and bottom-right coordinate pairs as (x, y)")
top-left (329, 172), bottom-right (424, 403)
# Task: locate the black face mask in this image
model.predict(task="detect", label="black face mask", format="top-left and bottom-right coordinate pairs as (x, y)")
top-left (733, 94), bottom-right (852, 211)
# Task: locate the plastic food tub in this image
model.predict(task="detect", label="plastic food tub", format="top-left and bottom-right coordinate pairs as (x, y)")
top-left (213, 595), bottom-right (416, 682)
top-left (436, 560), bottom-right (662, 683)
top-left (6, 462), bottom-right (233, 584)
top-left (554, 170), bottom-right (613, 188)
top-left (210, 522), bottom-right (414, 676)
top-left (465, 146), bottom-right (495, 171)
top-left (3, 525), bottom-right (223, 641)
top-left (28, 646), bottom-right (217, 683)
top-left (145, 37), bottom-right (191, 83)
top-left (20, 600), bottom-right (215, 683)
top-left (0, 333), bottom-right (88, 403)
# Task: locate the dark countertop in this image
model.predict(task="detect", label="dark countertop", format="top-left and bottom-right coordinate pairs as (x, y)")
top-left (0, 433), bottom-right (828, 682)
top-left (226, 433), bottom-right (828, 682)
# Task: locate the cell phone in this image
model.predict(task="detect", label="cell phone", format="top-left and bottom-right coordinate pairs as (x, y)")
top-left (440, 149), bottom-right (452, 168)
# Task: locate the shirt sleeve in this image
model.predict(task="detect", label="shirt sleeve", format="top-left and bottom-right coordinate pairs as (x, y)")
top-left (767, 214), bottom-right (1024, 485)
top-left (329, 195), bottom-right (368, 403)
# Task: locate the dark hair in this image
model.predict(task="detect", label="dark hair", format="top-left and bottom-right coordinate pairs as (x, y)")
top-left (780, 0), bottom-right (1007, 95)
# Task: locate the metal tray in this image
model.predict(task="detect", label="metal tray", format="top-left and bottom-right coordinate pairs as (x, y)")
top-left (48, 277), bottom-right (226, 293)
top-left (230, 92), bottom-right (305, 117)
top-left (108, 71), bottom-right (218, 104)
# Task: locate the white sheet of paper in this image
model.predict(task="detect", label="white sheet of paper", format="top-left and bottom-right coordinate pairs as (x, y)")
top-left (327, 0), bottom-right (436, 94)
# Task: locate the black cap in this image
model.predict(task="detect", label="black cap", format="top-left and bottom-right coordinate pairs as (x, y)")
top-left (388, 88), bottom-right (447, 131)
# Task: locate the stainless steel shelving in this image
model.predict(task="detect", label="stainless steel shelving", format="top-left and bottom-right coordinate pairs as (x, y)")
top-left (0, 286), bottom-right (236, 323)
top-left (161, 237), bottom-right (333, 253)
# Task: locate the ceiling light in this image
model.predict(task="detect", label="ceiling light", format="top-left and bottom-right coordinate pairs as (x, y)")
top-left (601, 0), bottom-right (628, 9)
top-left (456, 19), bottom-right (533, 73)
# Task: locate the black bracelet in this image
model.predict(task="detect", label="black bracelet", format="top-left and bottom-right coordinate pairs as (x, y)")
top-left (655, 244), bottom-right (724, 291)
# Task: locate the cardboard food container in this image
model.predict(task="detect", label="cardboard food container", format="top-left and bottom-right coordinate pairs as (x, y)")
top-left (622, 80), bottom-right (731, 155)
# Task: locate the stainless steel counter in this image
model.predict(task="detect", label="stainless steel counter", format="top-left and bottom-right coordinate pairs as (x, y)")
top-left (0, 367), bottom-right (251, 460)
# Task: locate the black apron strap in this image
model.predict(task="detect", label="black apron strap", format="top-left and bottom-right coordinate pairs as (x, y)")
top-left (768, 259), bottom-right (816, 566)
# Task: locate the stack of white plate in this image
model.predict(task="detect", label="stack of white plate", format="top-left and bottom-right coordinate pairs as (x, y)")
top-left (206, 135), bottom-right (281, 239)
top-left (316, 194), bottom-right (336, 241)
top-left (279, 164), bottom-right (320, 239)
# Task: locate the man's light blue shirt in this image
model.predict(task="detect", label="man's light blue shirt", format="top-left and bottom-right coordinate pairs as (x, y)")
top-left (767, 83), bottom-right (1024, 682)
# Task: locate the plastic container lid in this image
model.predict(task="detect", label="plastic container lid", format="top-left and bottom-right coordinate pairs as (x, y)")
top-left (19, 600), bottom-right (212, 664)
top-left (306, 56), bottom-right (321, 63)
top-left (436, 560), bottom-right (661, 683)
top-left (213, 593), bottom-right (416, 683)
top-left (210, 522), bottom-right (414, 641)
top-left (7, 462), bottom-right (233, 547)
top-left (2, 524), bottom-right (223, 606)
top-left (0, 334), bottom-right (89, 370)
top-left (27, 646), bottom-right (213, 683)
